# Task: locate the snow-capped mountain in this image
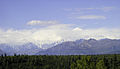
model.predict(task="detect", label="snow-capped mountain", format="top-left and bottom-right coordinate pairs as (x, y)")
top-left (37, 39), bottom-right (120, 55)
top-left (0, 44), bottom-right (15, 55)
top-left (72, 27), bottom-right (83, 31)
top-left (0, 43), bottom-right (43, 55)
top-left (1, 38), bottom-right (120, 55)
top-left (0, 40), bottom-right (64, 55)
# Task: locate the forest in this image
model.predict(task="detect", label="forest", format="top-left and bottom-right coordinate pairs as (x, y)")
top-left (0, 54), bottom-right (120, 69)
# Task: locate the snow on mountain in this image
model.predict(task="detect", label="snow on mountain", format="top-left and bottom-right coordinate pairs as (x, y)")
top-left (37, 39), bottom-right (120, 55)
top-left (31, 40), bottom-right (64, 49)
top-left (72, 27), bottom-right (83, 31)
top-left (0, 43), bottom-right (42, 55)
top-left (0, 27), bottom-right (120, 49)
top-left (0, 40), bottom-right (65, 55)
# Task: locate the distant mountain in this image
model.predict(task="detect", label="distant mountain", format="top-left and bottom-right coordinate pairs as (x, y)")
top-left (1, 39), bottom-right (120, 55)
top-left (0, 40), bottom-right (64, 55)
top-left (0, 44), bottom-right (15, 55)
top-left (37, 39), bottom-right (120, 55)
top-left (0, 43), bottom-right (43, 55)
top-left (41, 41), bottom-right (64, 49)
top-left (14, 43), bottom-right (43, 55)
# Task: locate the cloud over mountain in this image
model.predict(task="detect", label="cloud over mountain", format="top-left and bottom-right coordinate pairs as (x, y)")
top-left (0, 23), bottom-right (120, 48)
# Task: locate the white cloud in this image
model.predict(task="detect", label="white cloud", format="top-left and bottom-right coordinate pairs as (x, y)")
top-left (0, 24), bottom-right (120, 49)
top-left (27, 20), bottom-right (58, 26)
top-left (76, 15), bottom-right (106, 19)
top-left (98, 7), bottom-right (116, 12)
top-left (64, 7), bottom-right (116, 12)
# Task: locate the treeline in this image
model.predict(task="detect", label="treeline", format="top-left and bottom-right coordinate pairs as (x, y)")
top-left (0, 54), bottom-right (120, 69)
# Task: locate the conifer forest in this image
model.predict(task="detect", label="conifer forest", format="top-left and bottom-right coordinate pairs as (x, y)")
top-left (0, 54), bottom-right (120, 69)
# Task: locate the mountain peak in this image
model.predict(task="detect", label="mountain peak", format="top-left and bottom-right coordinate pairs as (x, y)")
top-left (73, 27), bottom-right (82, 31)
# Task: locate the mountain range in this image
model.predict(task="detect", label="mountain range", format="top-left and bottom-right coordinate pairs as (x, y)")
top-left (0, 43), bottom-right (43, 55)
top-left (37, 39), bottom-right (120, 55)
top-left (0, 38), bottom-right (120, 55)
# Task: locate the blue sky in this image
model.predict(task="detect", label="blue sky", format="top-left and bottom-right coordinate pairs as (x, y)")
top-left (0, 0), bottom-right (120, 47)
top-left (0, 0), bottom-right (120, 29)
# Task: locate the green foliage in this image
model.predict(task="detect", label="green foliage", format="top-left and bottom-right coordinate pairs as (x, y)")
top-left (96, 60), bottom-right (107, 69)
top-left (0, 54), bottom-right (120, 69)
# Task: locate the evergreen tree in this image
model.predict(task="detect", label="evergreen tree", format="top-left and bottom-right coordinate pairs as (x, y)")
top-left (96, 59), bottom-right (107, 69)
